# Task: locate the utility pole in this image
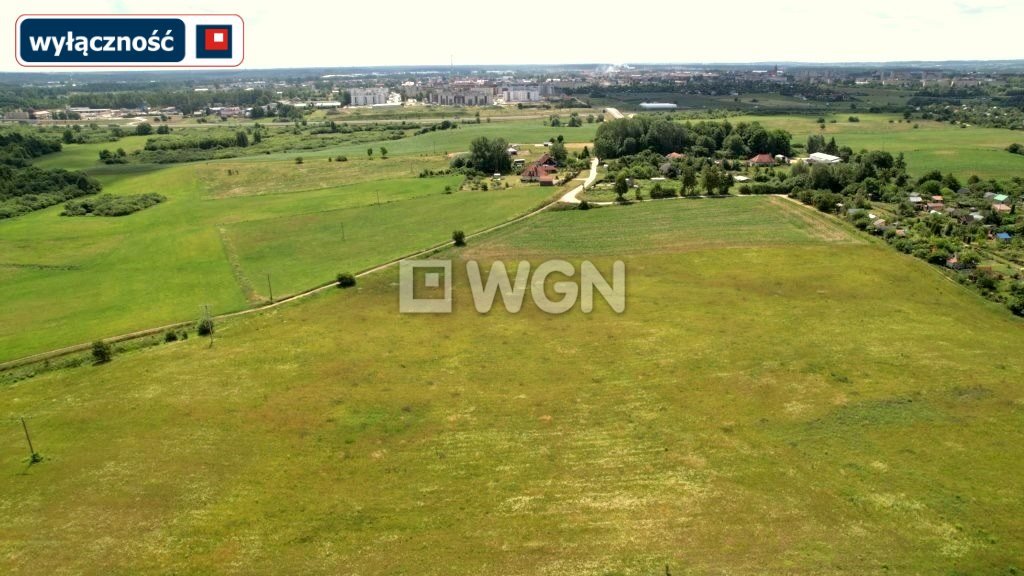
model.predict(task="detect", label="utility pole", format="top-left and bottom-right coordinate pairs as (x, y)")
top-left (266, 273), bottom-right (273, 303)
top-left (21, 417), bottom-right (40, 463)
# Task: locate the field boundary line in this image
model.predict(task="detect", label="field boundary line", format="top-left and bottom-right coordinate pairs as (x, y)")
top-left (216, 225), bottom-right (261, 304)
top-left (0, 186), bottom-right (569, 372)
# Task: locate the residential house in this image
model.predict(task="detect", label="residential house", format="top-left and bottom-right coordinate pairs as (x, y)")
top-left (992, 203), bottom-right (1012, 213)
top-left (996, 232), bottom-right (1012, 242)
top-left (521, 162), bottom-right (557, 183)
top-left (748, 153), bottom-right (775, 167)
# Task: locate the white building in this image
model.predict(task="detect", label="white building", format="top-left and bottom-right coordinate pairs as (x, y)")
top-left (349, 88), bottom-right (390, 107)
top-left (500, 84), bottom-right (541, 103)
top-left (429, 87), bottom-right (493, 106)
top-left (639, 102), bottom-right (678, 110)
top-left (806, 152), bottom-right (842, 165)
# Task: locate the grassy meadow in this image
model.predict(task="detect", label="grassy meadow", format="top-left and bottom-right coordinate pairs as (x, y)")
top-left (2, 198), bottom-right (1022, 574)
top-left (732, 113), bottom-right (1024, 180)
top-left (0, 120), bottom-right (586, 362)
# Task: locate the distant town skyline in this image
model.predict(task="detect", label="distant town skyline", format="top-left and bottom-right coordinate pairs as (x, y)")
top-left (3, 0), bottom-right (1022, 72)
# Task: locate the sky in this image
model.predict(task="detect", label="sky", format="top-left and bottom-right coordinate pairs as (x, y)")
top-left (3, 0), bottom-right (1023, 71)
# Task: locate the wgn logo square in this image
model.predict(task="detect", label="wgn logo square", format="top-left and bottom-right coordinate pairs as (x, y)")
top-left (399, 260), bottom-right (453, 314)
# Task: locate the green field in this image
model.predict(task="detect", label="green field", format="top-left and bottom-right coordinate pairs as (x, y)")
top-left (731, 113), bottom-right (1024, 180)
top-left (2, 197), bottom-right (1022, 574)
top-left (0, 120), bottom-right (586, 362)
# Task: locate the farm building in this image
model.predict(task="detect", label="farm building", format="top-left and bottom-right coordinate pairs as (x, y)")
top-left (806, 152), bottom-right (842, 164)
top-left (639, 102), bottom-right (678, 110)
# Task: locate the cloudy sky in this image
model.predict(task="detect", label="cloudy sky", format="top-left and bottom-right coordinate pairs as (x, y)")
top-left (3, 0), bottom-right (1022, 71)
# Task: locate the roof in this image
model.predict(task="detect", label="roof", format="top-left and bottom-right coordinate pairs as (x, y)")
top-left (993, 194), bottom-right (1009, 202)
top-left (996, 232), bottom-right (1012, 240)
top-left (665, 152), bottom-right (686, 160)
top-left (521, 162), bottom-right (557, 179)
top-left (535, 153), bottom-right (556, 166)
top-left (808, 152), bottom-right (842, 163)
top-left (992, 203), bottom-right (1012, 212)
top-left (749, 153), bottom-right (775, 165)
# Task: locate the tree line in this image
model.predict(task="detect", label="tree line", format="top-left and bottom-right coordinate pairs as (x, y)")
top-left (0, 129), bottom-right (101, 219)
top-left (593, 116), bottom-right (792, 159)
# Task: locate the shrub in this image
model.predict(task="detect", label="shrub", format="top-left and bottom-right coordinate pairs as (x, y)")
top-left (62, 193), bottom-right (166, 217)
top-left (336, 272), bottom-right (357, 288)
top-left (578, 200), bottom-right (591, 210)
top-left (335, 155), bottom-right (347, 162)
top-left (295, 156), bottom-right (303, 164)
top-left (92, 340), bottom-right (113, 364)
top-left (649, 183), bottom-right (677, 199)
top-left (197, 317), bottom-right (214, 336)
top-left (163, 331), bottom-right (178, 343)
top-left (1009, 297), bottom-right (1024, 317)
top-left (452, 230), bottom-right (467, 246)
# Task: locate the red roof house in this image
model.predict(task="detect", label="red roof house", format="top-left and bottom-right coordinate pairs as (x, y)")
top-left (521, 162), bottom-right (557, 183)
top-left (748, 153), bottom-right (775, 166)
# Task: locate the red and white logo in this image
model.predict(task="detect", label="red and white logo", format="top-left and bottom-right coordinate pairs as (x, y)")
top-left (204, 28), bottom-right (230, 51)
